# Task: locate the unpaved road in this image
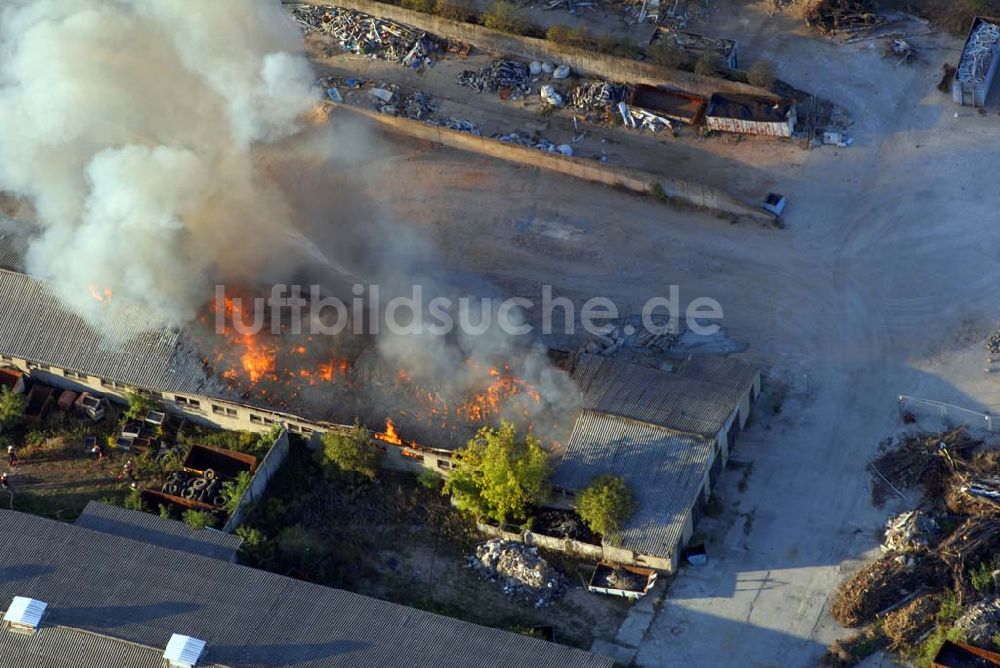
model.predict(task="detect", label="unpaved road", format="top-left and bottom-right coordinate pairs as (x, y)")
top-left (272, 3), bottom-right (1000, 664)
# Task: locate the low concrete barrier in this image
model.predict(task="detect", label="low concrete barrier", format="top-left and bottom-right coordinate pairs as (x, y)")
top-left (285, 0), bottom-right (772, 97)
top-left (338, 104), bottom-right (776, 225)
top-left (222, 429), bottom-right (291, 532)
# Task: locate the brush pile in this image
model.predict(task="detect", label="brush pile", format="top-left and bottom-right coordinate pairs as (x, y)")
top-left (870, 428), bottom-right (978, 492)
top-left (831, 553), bottom-right (944, 628)
top-left (881, 593), bottom-right (941, 649)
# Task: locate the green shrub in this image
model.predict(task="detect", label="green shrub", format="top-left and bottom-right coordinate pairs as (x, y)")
top-left (937, 590), bottom-right (962, 623)
top-left (648, 39), bottom-right (687, 69)
top-left (595, 34), bottom-right (639, 59)
top-left (970, 555), bottom-right (1000, 593)
top-left (482, 1), bottom-right (531, 35)
top-left (124, 389), bottom-right (158, 420)
top-left (122, 487), bottom-right (147, 512)
top-left (747, 59), bottom-right (776, 89)
top-left (222, 470), bottom-right (252, 514)
top-left (401, 0), bottom-right (436, 12)
top-left (546, 24), bottom-right (590, 47)
top-left (917, 626), bottom-right (966, 668)
top-left (182, 509), bottom-right (217, 529)
top-left (694, 53), bottom-right (724, 77)
top-left (434, 0), bottom-right (476, 21)
top-left (417, 468), bottom-right (443, 491)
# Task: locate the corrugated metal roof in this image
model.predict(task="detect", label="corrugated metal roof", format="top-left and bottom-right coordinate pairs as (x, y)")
top-left (0, 268), bottom-right (221, 396)
top-left (571, 354), bottom-right (740, 437)
top-left (75, 502), bottom-right (242, 562)
top-left (0, 625), bottom-right (166, 668)
top-left (0, 510), bottom-right (612, 668)
top-left (674, 354), bottom-right (758, 396)
top-left (552, 411), bottom-right (714, 560)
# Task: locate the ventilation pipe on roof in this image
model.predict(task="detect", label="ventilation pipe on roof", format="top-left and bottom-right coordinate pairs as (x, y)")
top-left (163, 634), bottom-right (207, 668)
top-left (3, 596), bottom-right (47, 634)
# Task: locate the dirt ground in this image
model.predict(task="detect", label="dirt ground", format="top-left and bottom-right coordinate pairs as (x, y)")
top-left (8, 408), bottom-right (130, 520)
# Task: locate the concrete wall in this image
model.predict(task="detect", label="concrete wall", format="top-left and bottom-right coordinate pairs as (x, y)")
top-left (287, 0), bottom-right (772, 98)
top-left (477, 522), bottom-right (673, 571)
top-left (337, 105), bottom-right (776, 226)
top-left (223, 429), bottom-right (292, 532)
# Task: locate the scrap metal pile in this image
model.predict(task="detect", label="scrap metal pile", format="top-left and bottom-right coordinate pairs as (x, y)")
top-left (801, 0), bottom-right (883, 35)
top-left (568, 82), bottom-right (627, 110)
top-left (470, 539), bottom-right (567, 607)
top-left (458, 60), bottom-right (532, 97)
top-left (289, 4), bottom-right (440, 68)
top-left (958, 21), bottom-right (1000, 86)
top-left (160, 470), bottom-right (227, 509)
top-left (494, 131), bottom-right (574, 156)
top-left (604, 566), bottom-right (648, 591)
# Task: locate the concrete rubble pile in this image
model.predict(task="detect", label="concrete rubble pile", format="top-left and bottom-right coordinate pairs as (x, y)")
top-left (289, 4), bottom-right (440, 68)
top-left (470, 539), bottom-right (567, 606)
top-left (494, 131), bottom-right (574, 156)
top-left (954, 599), bottom-right (1000, 646)
top-left (458, 60), bottom-right (532, 97)
top-left (580, 317), bottom-right (682, 356)
top-left (881, 511), bottom-right (939, 553)
top-left (568, 82), bottom-right (627, 110)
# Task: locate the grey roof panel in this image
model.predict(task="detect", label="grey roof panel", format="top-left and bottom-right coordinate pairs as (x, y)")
top-left (75, 502), bottom-right (242, 562)
top-left (571, 354), bottom-right (740, 437)
top-left (553, 411), bottom-right (714, 559)
top-left (0, 510), bottom-right (612, 668)
top-left (674, 355), bottom-right (758, 397)
top-left (0, 625), bottom-right (164, 668)
top-left (0, 268), bottom-right (218, 396)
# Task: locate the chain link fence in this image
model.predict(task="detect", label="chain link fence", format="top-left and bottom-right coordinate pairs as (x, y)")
top-left (898, 395), bottom-right (998, 433)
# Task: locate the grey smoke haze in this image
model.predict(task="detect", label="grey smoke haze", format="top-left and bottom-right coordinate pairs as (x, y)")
top-left (0, 0), bottom-right (319, 335)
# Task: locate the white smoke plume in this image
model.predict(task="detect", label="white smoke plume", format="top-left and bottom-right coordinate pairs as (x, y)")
top-left (0, 0), bottom-right (318, 334)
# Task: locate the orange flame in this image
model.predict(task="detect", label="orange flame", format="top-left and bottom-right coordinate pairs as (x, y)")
top-left (239, 334), bottom-right (276, 384)
top-left (89, 285), bottom-right (113, 302)
top-left (377, 418), bottom-right (403, 445)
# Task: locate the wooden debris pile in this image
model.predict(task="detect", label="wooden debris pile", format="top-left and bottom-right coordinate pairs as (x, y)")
top-left (802, 0), bottom-right (883, 35)
top-left (939, 517), bottom-right (1000, 589)
top-left (870, 428), bottom-right (977, 493)
top-left (881, 593), bottom-right (941, 650)
top-left (831, 553), bottom-right (944, 628)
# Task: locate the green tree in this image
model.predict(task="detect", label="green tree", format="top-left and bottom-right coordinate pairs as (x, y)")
top-left (318, 421), bottom-right (380, 479)
top-left (0, 387), bottom-right (25, 430)
top-left (576, 474), bottom-right (637, 542)
top-left (443, 420), bottom-right (548, 524)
